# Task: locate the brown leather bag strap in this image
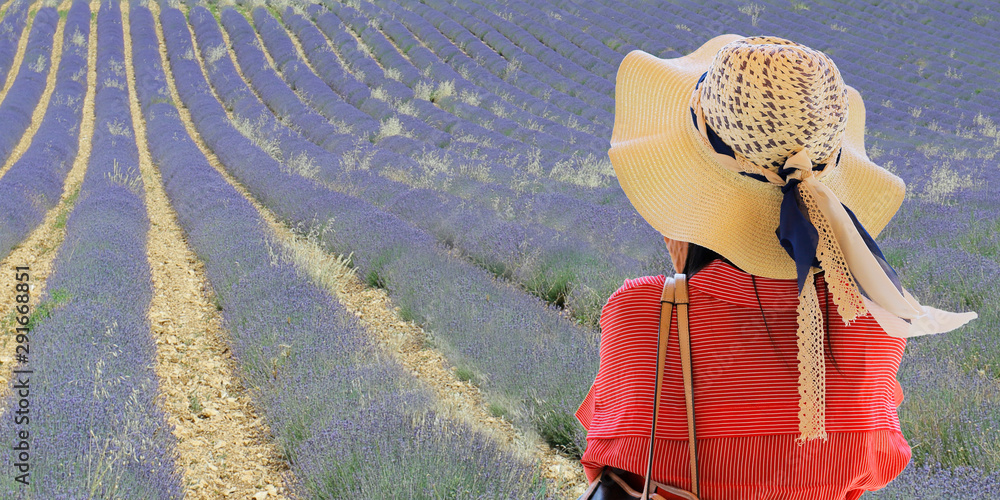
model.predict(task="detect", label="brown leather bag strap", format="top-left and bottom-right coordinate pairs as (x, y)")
top-left (641, 276), bottom-right (675, 499)
top-left (675, 274), bottom-right (699, 497)
top-left (641, 274), bottom-right (700, 500)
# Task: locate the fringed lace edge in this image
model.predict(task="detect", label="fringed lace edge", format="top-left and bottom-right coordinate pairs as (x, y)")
top-left (799, 181), bottom-right (868, 325)
top-left (795, 268), bottom-right (828, 443)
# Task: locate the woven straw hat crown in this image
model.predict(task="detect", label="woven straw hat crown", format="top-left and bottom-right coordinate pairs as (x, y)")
top-left (608, 33), bottom-right (906, 281)
top-left (699, 36), bottom-right (849, 174)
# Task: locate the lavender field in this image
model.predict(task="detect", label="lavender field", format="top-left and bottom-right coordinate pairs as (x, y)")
top-left (0, 0), bottom-right (994, 497)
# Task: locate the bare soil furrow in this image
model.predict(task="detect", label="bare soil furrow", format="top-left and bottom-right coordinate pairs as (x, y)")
top-left (0, 0), bottom-right (71, 180)
top-left (140, 2), bottom-right (291, 497)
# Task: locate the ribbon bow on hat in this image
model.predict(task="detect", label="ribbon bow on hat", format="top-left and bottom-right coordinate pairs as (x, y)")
top-left (690, 69), bottom-right (979, 442)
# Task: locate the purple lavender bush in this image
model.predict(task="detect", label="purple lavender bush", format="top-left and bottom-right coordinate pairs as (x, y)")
top-left (161, 2), bottom-right (601, 456)
top-left (0, 1), bottom-right (89, 261)
top-left (193, 5), bottom-right (666, 330)
top-left (0, 2), bottom-right (182, 496)
top-left (0, 0), bottom-right (32, 88)
top-left (134, 4), bottom-right (548, 496)
top-left (0, 7), bottom-right (58, 166)
top-left (188, 6), bottom-right (648, 333)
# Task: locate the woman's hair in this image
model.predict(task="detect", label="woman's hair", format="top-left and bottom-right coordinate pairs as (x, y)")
top-left (683, 242), bottom-right (843, 376)
top-left (683, 242), bottom-right (731, 278)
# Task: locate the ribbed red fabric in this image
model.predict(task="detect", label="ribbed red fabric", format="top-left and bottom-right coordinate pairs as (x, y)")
top-left (576, 259), bottom-right (911, 499)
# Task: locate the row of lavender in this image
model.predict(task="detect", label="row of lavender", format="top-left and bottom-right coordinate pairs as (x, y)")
top-left (227, 0), bottom-right (616, 233)
top-left (0, 2), bottom-right (183, 495)
top-left (138, 2), bottom-right (547, 495)
top-left (0, 0), bottom-right (31, 89)
top-left (219, 0), bottom-right (580, 190)
top-left (236, 1), bottom-right (608, 184)
top-left (308, 0), bottom-right (660, 233)
top-left (244, 6), bottom-right (553, 190)
top-left (279, 5), bottom-right (597, 181)
top-left (187, 5), bottom-right (651, 331)
top-left (0, 2), bottom-right (65, 260)
top-left (420, 0), bottom-right (614, 112)
top-left (346, 0), bottom-right (612, 138)
top-left (274, 0), bottom-right (614, 196)
top-left (295, 3), bottom-right (608, 160)
top-left (0, 0), bottom-right (57, 168)
top-left (164, 0), bottom-right (599, 455)
top-left (265, 2), bottom-right (670, 324)
top-left (321, 0), bottom-right (617, 184)
top-left (351, 0), bottom-right (613, 128)
top-left (0, 0), bottom-right (59, 172)
top-left (258, 0), bottom-right (649, 227)
top-left (306, 0), bottom-right (614, 151)
top-left (254, 0), bottom-right (618, 204)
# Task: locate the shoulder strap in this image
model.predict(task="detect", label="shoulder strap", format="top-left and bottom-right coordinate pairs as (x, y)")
top-left (641, 274), bottom-right (699, 500)
top-left (641, 275), bottom-right (675, 499)
top-left (676, 274), bottom-right (699, 497)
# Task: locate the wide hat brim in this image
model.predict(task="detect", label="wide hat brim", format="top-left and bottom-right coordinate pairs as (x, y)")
top-left (610, 34), bottom-right (906, 280)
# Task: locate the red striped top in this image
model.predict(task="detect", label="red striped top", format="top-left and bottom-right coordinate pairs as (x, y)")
top-left (576, 259), bottom-right (911, 499)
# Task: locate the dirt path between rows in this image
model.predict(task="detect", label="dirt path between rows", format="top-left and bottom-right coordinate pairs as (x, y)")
top-left (0, 0), bottom-right (94, 418)
top-left (128, 2), bottom-right (290, 498)
top-left (0, 0), bottom-right (71, 180)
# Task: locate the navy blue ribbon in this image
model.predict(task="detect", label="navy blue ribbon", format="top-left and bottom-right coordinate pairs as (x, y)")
top-left (691, 70), bottom-right (903, 299)
top-left (777, 180), bottom-right (904, 300)
top-left (776, 179), bottom-right (821, 294)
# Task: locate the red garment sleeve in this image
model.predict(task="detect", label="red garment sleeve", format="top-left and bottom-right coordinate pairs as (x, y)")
top-left (576, 382), bottom-right (596, 430)
top-left (893, 378), bottom-right (904, 407)
top-left (575, 279), bottom-right (637, 434)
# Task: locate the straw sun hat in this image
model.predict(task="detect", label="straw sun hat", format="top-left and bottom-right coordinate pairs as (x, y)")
top-left (609, 35), bottom-right (978, 442)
